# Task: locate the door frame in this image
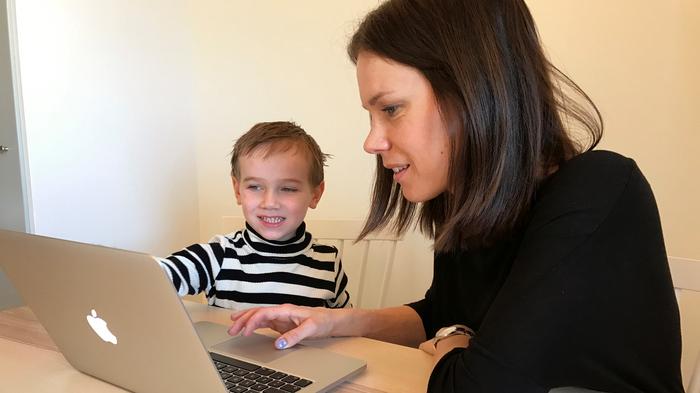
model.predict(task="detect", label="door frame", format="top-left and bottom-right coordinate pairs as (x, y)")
top-left (3, 0), bottom-right (33, 233)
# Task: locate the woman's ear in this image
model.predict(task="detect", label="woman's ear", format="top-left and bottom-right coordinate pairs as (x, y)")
top-left (309, 181), bottom-right (325, 209)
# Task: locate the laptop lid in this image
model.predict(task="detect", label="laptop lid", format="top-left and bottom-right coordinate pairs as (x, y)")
top-left (0, 230), bottom-right (365, 393)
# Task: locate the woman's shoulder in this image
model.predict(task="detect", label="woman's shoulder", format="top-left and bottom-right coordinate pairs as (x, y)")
top-left (529, 150), bottom-right (648, 232)
top-left (554, 149), bottom-right (635, 183)
top-left (539, 149), bottom-right (639, 202)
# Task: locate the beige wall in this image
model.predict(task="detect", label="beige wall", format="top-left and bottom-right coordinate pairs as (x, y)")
top-left (13, 1), bottom-right (698, 307)
top-left (528, 0), bottom-right (700, 259)
top-left (187, 1), bottom-right (436, 306)
top-left (189, 1), bottom-right (699, 306)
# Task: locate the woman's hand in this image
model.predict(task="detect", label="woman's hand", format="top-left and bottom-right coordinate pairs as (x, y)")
top-left (228, 304), bottom-right (337, 350)
top-left (229, 304), bottom-right (427, 349)
top-left (418, 334), bottom-right (470, 365)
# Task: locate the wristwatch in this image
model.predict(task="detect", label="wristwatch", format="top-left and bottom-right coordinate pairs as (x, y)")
top-left (432, 324), bottom-right (475, 349)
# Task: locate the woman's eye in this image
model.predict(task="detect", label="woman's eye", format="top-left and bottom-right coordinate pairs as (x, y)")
top-left (382, 105), bottom-right (399, 116)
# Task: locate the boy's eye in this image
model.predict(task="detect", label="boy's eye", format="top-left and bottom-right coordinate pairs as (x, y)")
top-left (281, 187), bottom-right (298, 192)
top-left (247, 185), bottom-right (262, 191)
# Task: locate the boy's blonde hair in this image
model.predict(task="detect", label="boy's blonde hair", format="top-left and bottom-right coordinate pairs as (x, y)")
top-left (230, 121), bottom-right (330, 186)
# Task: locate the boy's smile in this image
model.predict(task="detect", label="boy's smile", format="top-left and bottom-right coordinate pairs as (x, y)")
top-left (233, 145), bottom-right (324, 241)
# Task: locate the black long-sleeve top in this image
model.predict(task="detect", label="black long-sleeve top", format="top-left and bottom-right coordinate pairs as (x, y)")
top-left (408, 151), bottom-right (684, 392)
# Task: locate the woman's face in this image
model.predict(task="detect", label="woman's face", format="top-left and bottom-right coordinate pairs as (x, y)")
top-left (356, 51), bottom-right (450, 203)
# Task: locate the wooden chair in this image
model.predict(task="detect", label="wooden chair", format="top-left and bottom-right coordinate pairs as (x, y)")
top-left (669, 256), bottom-right (700, 393)
top-left (221, 216), bottom-right (403, 309)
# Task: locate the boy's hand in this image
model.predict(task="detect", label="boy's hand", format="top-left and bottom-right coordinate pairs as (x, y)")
top-left (229, 304), bottom-right (335, 349)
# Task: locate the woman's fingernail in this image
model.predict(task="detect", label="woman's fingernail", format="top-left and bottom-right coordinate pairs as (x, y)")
top-left (275, 338), bottom-right (287, 349)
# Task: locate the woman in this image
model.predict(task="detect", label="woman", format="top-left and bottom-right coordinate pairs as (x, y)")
top-left (229, 0), bottom-right (684, 391)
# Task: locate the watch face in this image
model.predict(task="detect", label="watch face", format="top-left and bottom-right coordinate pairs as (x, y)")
top-left (436, 325), bottom-right (458, 338)
top-left (435, 324), bottom-right (472, 339)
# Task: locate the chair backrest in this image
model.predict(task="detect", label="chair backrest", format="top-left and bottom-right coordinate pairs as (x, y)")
top-left (669, 256), bottom-right (700, 393)
top-left (221, 216), bottom-right (404, 309)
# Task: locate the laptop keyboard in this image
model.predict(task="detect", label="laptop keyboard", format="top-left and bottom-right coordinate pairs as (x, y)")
top-left (211, 352), bottom-right (314, 393)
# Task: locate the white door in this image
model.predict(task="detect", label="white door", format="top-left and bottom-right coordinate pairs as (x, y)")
top-left (0, 0), bottom-right (25, 308)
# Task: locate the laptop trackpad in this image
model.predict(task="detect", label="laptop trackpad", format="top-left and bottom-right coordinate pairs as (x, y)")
top-left (211, 332), bottom-right (301, 364)
top-left (194, 320), bottom-right (302, 364)
top-left (193, 321), bottom-right (236, 348)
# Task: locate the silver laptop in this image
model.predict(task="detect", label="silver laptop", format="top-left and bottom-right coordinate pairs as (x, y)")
top-left (0, 230), bottom-right (365, 393)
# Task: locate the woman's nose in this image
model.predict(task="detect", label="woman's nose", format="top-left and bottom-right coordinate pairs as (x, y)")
top-left (363, 125), bottom-right (390, 154)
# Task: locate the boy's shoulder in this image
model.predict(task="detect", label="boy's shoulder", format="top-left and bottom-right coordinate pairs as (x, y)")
top-left (207, 230), bottom-right (245, 246)
top-left (310, 239), bottom-right (339, 258)
top-left (311, 243), bottom-right (338, 253)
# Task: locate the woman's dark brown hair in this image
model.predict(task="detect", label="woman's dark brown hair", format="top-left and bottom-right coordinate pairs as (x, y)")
top-left (349, 0), bottom-right (603, 252)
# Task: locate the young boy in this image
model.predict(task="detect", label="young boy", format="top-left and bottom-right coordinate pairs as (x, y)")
top-left (156, 121), bottom-right (351, 310)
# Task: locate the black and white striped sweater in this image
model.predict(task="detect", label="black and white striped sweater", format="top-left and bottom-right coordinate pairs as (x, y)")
top-left (156, 222), bottom-right (351, 310)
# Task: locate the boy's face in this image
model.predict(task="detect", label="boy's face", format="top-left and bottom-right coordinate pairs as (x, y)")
top-left (232, 146), bottom-right (324, 241)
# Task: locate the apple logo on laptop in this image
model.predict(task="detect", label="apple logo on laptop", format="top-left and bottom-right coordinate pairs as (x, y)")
top-left (86, 309), bottom-right (118, 344)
